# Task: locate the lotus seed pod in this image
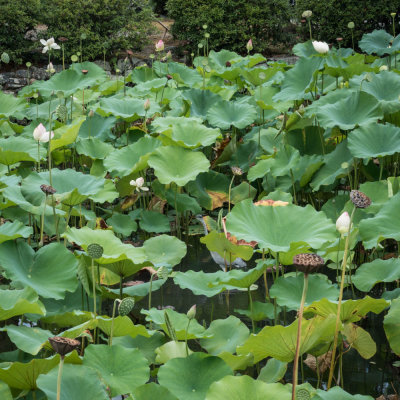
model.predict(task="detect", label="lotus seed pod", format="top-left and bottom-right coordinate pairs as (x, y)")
top-left (49, 336), bottom-right (80, 356)
top-left (296, 388), bottom-right (311, 400)
top-left (350, 190), bottom-right (371, 209)
top-left (1, 52), bottom-right (10, 64)
top-left (56, 104), bottom-right (68, 121)
top-left (231, 166), bottom-right (243, 176)
top-left (118, 297), bottom-right (135, 316)
top-left (348, 22), bottom-right (355, 29)
top-left (157, 266), bottom-right (169, 280)
top-left (293, 253), bottom-right (324, 274)
top-left (302, 10), bottom-right (312, 18)
top-left (40, 184), bottom-right (57, 195)
top-left (87, 243), bottom-right (104, 259)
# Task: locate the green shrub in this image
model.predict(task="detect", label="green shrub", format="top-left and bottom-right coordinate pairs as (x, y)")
top-left (166, 0), bottom-right (293, 55)
top-left (0, 0), bottom-right (154, 65)
top-left (295, 0), bottom-right (400, 48)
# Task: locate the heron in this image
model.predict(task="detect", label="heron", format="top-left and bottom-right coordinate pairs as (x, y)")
top-left (195, 215), bottom-right (247, 270)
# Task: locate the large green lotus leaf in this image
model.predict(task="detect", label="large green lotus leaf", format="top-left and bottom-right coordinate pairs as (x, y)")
top-left (142, 308), bottom-right (209, 340)
top-left (104, 135), bottom-right (161, 177)
top-left (258, 358), bottom-right (287, 384)
top-left (359, 30), bottom-right (400, 56)
top-left (314, 386), bottom-right (374, 400)
top-left (83, 344), bottom-right (149, 396)
top-left (143, 235), bottom-right (186, 267)
top-left (96, 96), bottom-right (146, 120)
top-left (0, 241), bottom-right (78, 299)
top-left (132, 383), bottom-right (178, 400)
top-left (151, 116), bottom-right (202, 132)
top-left (206, 49), bottom-right (242, 69)
top-left (0, 381), bottom-right (11, 400)
top-left (62, 227), bottom-right (147, 264)
top-left (217, 352), bottom-right (254, 371)
top-left (148, 146), bottom-right (210, 186)
top-left (304, 296), bottom-right (388, 323)
top-left (200, 316), bottom-right (249, 355)
top-left (75, 137), bottom-right (113, 159)
top-left (22, 169), bottom-right (105, 207)
top-left (269, 273), bottom-right (339, 311)
top-left (0, 220), bottom-right (32, 244)
top-left (155, 341), bottom-right (193, 364)
top-left (182, 88), bottom-right (222, 118)
top-left (253, 85), bottom-right (293, 113)
top-left (235, 301), bottom-right (276, 322)
top-left (384, 298), bottom-right (400, 356)
top-left (167, 62), bottom-right (203, 87)
top-left (96, 316), bottom-right (149, 338)
top-left (173, 270), bottom-right (237, 297)
top-left (37, 363), bottom-right (109, 400)
top-left (348, 123), bottom-right (400, 160)
top-left (207, 100), bottom-right (257, 130)
top-left (0, 325), bottom-right (52, 355)
top-left (41, 310), bottom-right (94, 327)
top-left (352, 258), bottom-right (400, 292)
top-left (237, 315), bottom-right (336, 363)
top-left (78, 113), bottom-right (116, 140)
top-left (158, 353), bottom-right (233, 400)
top-left (187, 170), bottom-right (230, 210)
top-left (273, 57), bottom-right (322, 101)
top-left (107, 213), bottom-right (137, 236)
top-left (139, 210), bottom-right (171, 233)
top-left (205, 375), bottom-right (292, 400)
top-left (362, 71), bottom-right (400, 113)
top-left (49, 117), bottom-right (85, 152)
top-left (310, 140), bottom-right (353, 190)
top-left (241, 64), bottom-right (284, 87)
top-left (0, 352), bottom-right (80, 390)
top-left (343, 322), bottom-right (376, 359)
top-left (226, 199), bottom-right (336, 252)
top-left (359, 192), bottom-right (400, 248)
top-left (359, 179), bottom-right (400, 214)
top-left (0, 136), bottom-right (45, 165)
top-left (0, 91), bottom-right (25, 118)
top-left (312, 91), bottom-right (382, 130)
top-left (106, 279), bottom-right (166, 300)
top-left (200, 231), bottom-right (253, 263)
top-left (208, 260), bottom-right (271, 289)
top-left (0, 287), bottom-right (45, 320)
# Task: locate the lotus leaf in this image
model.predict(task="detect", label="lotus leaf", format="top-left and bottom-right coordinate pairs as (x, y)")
top-left (143, 234), bottom-right (187, 267)
top-left (258, 358), bottom-right (287, 383)
top-left (237, 315), bottom-right (336, 363)
top-left (139, 210), bottom-right (171, 233)
top-left (206, 100), bottom-right (257, 130)
top-left (132, 382), bottom-right (178, 400)
top-left (226, 199), bottom-right (336, 252)
top-left (200, 316), bottom-right (249, 355)
top-left (96, 316), bottom-right (149, 338)
top-left (0, 136), bottom-right (45, 165)
top-left (314, 386), bottom-right (373, 400)
top-left (0, 220), bottom-right (32, 243)
top-left (155, 341), bottom-right (193, 364)
top-left (107, 213), bottom-right (137, 236)
top-left (235, 301), bottom-right (276, 321)
top-left (0, 91), bottom-right (25, 118)
top-left (37, 363), bottom-right (109, 400)
top-left (0, 241), bottom-right (78, 299)
top-left (343, 323), bottom-right (376, 359)
top-left (96, 96), bottom-right (147, 120)
top-left (167, 62), bottom-right (203, 87)
top-left (148, 146), bottom-right (210, 186)
top-left (182, 88), bottom-right (222, 118)
top-left (75, 137), bottom-right (113, 159)
top-left (106, 279), bottom-right (166, 300)
top-left (78, 113), bottom-right (116, 140)
top-left (49, 117), bottom-right (85, 152)
top-left (217, 352), bottom-right (254, 371)
top-left (83, 344), bottom-right (149, 396)
top-left (158, 352), bottom-right (233, 400)
top-left (359, 29), bottom-right (400, 56)
top-left (384, 298), bottom-right (400, 356)
top-left (270, 273), bottom-right (339, 310)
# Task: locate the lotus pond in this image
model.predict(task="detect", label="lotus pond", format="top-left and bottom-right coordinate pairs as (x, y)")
top-left (0, 28), bottom-right (400, 400)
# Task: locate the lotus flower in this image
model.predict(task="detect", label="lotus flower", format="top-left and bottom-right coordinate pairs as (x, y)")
top-left (187, 304), bottom-right (196, 320)
top-left (130, 177), bottom-right (149, 192)
top-left (155, 40), bottom-right (164, 52)
top-left (312, 41), bottom-right (329, 54)
top-left (336, 211), bottom-right (351, 234)
top-left (144, 98), bottom-right (150, 111)
top-left (246, 39), bottom-right (253, 52)
top-left (46, 62), bottom-right (55, 74)
top-left (33, 123), bottom-right (54, 143)
top-left (40, 37), bottom-right (60, 53)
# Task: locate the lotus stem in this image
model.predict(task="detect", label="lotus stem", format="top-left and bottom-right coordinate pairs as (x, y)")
top-left (39, 196), bottom-right (47, 248)
top-left (291, 272), bottom-right (309, 400)
top-left (247, 286), bottom-right (255, 333)
top-left (56, 355), bottom-right (64, 400)
top-left (185, 319), bottom-right (191, 356)
top-left (327, 206), bottom-right (356, 389)
top-left (109, 298), bottom-right (121, 346)
top-left (91, 258), bottom-right (97, 317)
top-left (228, 175), bottom-right (235, 212)
top-left (308, 19), bottom-right (312, 41)
top-left (37, 142), bottom-right (41, 172)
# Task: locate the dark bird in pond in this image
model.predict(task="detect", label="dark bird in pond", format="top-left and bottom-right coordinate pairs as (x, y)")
top-left (195, 215), bottom-right (247, 270)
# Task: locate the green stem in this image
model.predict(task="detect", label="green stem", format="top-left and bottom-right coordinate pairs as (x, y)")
top-left (91, 258), bottom-right (97, 317)
top-left (37, 142), bottom-right (41, 172)
top-left (185, 319), bottom-right (192, 356)
top-left (291, 273), bottom-right (309, 400)
top-left (327, 207), bottom-right (356, 389)
top-left (39, 196), bottom-right (47, 247)
top-left (247, 286), bottom-right (255, 333)
top-left (56, 355), bottom-right (64, 400)
top-left (308, 19), bottom-right (312, 41)
top-left (228, 175), bottom-right (235, 212)
top-left (109, 299), bottom-right (120, 346)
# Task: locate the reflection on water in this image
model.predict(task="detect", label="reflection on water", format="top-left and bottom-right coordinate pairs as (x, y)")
top-left (142, 238), bottom-right (400, 398)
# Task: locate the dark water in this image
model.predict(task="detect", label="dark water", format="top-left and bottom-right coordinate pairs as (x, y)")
top-left (145, 238), bottom-right (400, 398)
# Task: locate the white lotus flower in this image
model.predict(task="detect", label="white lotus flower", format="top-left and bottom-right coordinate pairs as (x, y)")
top-left (46, 62), bottom-right (55, 74)
top-left (336, 211), bottom-right (351, 235)
top-left (33, 123), bottom-right (54, 143)
top-left (40, 37), bottom-right (60, 53)
top-left (312, 41), bottom-right (329, 54)
top-left (130, 177), bottom-right (149, 192)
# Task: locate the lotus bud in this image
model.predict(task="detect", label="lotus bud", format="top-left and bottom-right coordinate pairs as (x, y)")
top-left (350, 190), bottom-right (371, 209)
top-left (87, 243), bottom-right (104, 259)
top-left (246, 39), bottom-right (253, 52)
top-left (336, 212), bottom-right (351, 234)
top-left (379, 65), bottom-right (388, 71)
top-left (144, 98), bottom-right (150, 111)
top-left (155, 40), bottom-right (164, 52)
top-left (118, 297), bottom-right (135, 316)
top-left (166, 50), bottom-right (172, 59)
top-left (348, 22), bottom-right (355, 29)
top-left (187, 304), bottom-right (196, 320)
top-left (391, 12), bottom-right (397, 17)
top-left (33, 123), bottom-right (47, 141)
top-left (302, 10), bottom-right (312, 18)
top-left (88, 109), bottom-right (94, 118)
top-left (231, 166), bottom-right (243, 176)
top-left (312, 41), bottom-right (329, 54)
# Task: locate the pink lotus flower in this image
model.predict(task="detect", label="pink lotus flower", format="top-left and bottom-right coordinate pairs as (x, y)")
top-left (155, 40), bottom-right (164, 52)
top-left (246, 39), bottom-right (253, 52)
top-left (33, 123), bottom-right (54, 143)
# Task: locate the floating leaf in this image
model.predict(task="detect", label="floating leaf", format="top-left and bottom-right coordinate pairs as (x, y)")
top-left (143, 235), bottom-right (187, 267)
